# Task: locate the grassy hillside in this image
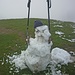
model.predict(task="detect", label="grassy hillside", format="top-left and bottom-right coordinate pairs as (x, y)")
top-left (0, 18), bottom-right (75, 75)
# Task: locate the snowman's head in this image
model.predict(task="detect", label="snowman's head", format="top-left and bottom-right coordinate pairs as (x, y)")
top-left (35, 26), bottom-right (51, 41)
top-left (34, 20), bottom-right (51, 41)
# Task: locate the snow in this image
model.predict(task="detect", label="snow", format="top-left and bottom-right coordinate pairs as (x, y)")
top-left (9, 52), bottom-right (27, 70)
top-left (70, 24), bottom-right (75, 33)
top-left (24, 25), bottom-right (53, 72)
top-left (9, 25), bottom-right (53, 73)
top-left (54, 25), bottom-right (75, 43)
top-left (72, 29), bottom-right (75, 33)
top-left (71, 24), bottom-right (75, 28)
top-left (56, 70), bottom-right (61, 75)
top-left (55, 31), bottom-right (64, 35)
top-left (8, 25), bottom-right (73, 74)
top-left (62, 38), bottom-right (75, 42)
top-left (51, 47), bottom-right (72, 64)
top-left (54, 25), bottom-right (63, 28)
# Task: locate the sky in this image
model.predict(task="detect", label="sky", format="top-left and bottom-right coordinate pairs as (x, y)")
top-left (0, 0), bottom-right (75, 22)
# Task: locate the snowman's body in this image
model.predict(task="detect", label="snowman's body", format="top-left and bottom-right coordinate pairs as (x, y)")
top-left (25, 25), bottom-right (52, 72)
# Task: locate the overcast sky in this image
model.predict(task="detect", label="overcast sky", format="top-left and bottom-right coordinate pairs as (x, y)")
top-left (0, 0), bottom-right (75, 22)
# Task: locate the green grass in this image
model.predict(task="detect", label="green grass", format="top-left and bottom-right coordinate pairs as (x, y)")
top-left (0, 18), bottom-right (75, 75)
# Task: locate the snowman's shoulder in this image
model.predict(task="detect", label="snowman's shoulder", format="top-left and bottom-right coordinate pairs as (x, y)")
top-left (30, 38), bottom-right (37, 45)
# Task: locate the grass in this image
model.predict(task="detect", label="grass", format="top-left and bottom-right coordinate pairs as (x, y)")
top-left (0, 18), bottom-right (75, 75)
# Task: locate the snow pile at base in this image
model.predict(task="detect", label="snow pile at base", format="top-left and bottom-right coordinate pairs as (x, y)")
top-left (9, 47), bottom-right (72, 72)
top-left (9, 51), bottom-right (27, 70)
top-left (51, 47), bottom-right (72, 64)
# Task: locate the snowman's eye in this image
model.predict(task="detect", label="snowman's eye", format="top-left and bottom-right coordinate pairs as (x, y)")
top-left (42, 29), bottom-right (46, 33)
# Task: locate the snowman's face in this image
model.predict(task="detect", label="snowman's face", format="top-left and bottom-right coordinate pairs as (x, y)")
top-left (35, 25), bottom-right (51, 41)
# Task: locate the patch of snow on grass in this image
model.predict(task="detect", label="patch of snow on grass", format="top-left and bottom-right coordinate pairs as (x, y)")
top-left (62, 38), bottom-right (75, 42)
top-left (54, 25), bottom-right (63, 28)
top-left (55, 31), bottom-right (64, 35)
top-left (71, 24), bottom-right (75, 28)
top-left (72, 29), bottom-right (75, 33)
top-left (70, 24), bottom-right (75, 33)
